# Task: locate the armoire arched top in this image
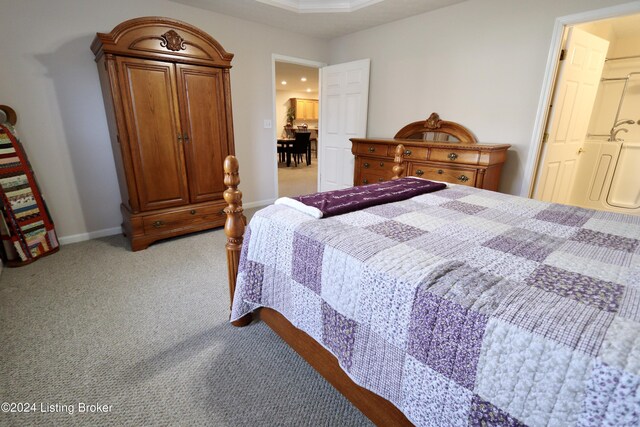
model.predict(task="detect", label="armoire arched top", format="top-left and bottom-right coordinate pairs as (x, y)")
top-left (91, 16), bottom-right (234, 68)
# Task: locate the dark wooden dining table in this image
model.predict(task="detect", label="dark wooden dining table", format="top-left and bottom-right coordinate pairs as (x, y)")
top-left (277, 138), bottom-right (311, 167)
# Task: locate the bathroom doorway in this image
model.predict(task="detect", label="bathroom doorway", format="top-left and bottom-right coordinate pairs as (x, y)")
top-left (528, 8), bottom-right (640, 215)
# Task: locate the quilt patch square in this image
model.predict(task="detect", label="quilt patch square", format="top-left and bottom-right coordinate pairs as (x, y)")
top-left (475, 319), bottom-right (593, 427)
top-left (292, 232), bottom-right (323, 294)
top-left (493, 286), bottom-right (615, 356)
top-left (599, 317), bottom-right (640, 376)
top-left (619, 287), bottom-right (640, 323)
top-left (240, 260), bottom-right (264, 303)
top-left (570, 228), bottom-right (639, 253)
top-left (436, 188), bottom-right (472, 200)
top-left (483, 227), bottom-right (564, 262)
top-left (351, 325), bottom-right (405, 404)
top-left (469, 395), bottom-right (526, 427)
top-left (321, 246), bottom-right (363, 318)
top-left (408, 288), bottom-right (488, 390)
top-left (364, 203), bottom-right (410, 218)
top-left (525, 264), bottom-right (624, 313)
top-left (290, 280), bottom-right (323, 341)
top-left (366, 220), bottom-right (426, 243)
top-left (559, 240), bottom-right (634, 267)
top-left (458, 245), bottom-right (540, 283)
top-left (401, 355), bottom-right (473, 427)
top-left (519, 217), bottom-right (582, 239)
top-left (577, 361), bottom-right (640, 427)
top-left (322, 301), bottom-right (357, 370)
top-left (534, 204), bottom-right (594, 227)
top-left (441, 200), bottom-right (487, 215)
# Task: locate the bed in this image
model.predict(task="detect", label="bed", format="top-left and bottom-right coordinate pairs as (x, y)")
top-left (222, 150), bottom-right (640, 426)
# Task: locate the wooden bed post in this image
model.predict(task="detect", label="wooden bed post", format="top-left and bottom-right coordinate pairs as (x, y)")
top-left (223, 155), bottom-right (252, 327)
top-left (392, 144), bottom-right (406, 179)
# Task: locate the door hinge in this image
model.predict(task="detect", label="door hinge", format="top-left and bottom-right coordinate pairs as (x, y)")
top-left (543, 133), bottom-right (549, 143)
top-left (559, 49), bottom-right (567, 61)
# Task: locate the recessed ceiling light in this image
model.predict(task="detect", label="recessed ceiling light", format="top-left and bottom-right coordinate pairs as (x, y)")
top-left (281, 80), bottom-right (287, 85)
top-left (301, 77), bottom-right (307, 82)
top-left (306, 88), bottom-right (311, 92)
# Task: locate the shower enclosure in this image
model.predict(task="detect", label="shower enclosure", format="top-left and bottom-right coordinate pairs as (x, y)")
top-left (573, 55), bottom-right (640, 214)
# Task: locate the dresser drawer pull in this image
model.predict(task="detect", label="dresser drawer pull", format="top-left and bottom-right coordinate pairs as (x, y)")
top-left (363, 178), bottom-right (369, 184)
top-left (190, 209), bottom-right (196, 215)
top-left (379, 162), bottom-right (384, 167)
top-left (458, 175), bottom-right (469, 182)
top-left (378, 177), bottom-right (384, 182)
top-left (152, 220), bottom-right (164, 228)
top-left (404, 149), bottom-right (412, 156)
top-left (364, 162), bottom-right (370, 168)
top-left (437, 169), bottom-right (444, 174)
top-left (448, 152), bottom-right (458, 160)
top-left (415, 169), bottom-right (424, 176)
top-left (368, 146), bottom-right (376, 152)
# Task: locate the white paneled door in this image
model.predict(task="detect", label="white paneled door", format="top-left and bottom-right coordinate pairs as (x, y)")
top-left (319, 59), bottom-right (370, 192)
top-left (533, 27), bottom-right (609, 203)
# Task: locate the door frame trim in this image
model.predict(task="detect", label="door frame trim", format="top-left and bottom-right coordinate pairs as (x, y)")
top-left (521, 1), bottom-right (640, 198)
top-left (271, 54), bottom-right (327, 197)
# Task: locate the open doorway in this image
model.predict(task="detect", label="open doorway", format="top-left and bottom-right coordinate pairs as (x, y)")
top-left (528, 6), bottom-right (640, 215)
top-left (273, 58), bottom-right (321, 198)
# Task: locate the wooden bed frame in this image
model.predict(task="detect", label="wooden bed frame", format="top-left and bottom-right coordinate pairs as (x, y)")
top-left (223, 146), bottom-right (413, 426)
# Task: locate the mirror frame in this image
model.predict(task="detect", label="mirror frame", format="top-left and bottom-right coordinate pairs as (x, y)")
top-left (0, 105), bottom-right (17, 126)
top-left (394, 112), bottom-right (477, 143)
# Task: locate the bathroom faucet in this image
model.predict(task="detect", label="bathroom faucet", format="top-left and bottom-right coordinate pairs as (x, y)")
top-left (609, 127), bottom-right (629, 141)
top-left (614, 119), bottom-right (636, 127)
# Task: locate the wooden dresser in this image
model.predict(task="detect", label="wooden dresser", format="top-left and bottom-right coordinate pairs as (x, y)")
top-left (351, 113), bottom-right (510, 191)
top-left (92, 17), bottom-right (235, 251)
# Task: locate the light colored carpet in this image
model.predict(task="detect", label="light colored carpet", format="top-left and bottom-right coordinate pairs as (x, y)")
top-left (278, 157), bottom-right (318, 198)
top-left (0, 209), bottom-right (371, 426)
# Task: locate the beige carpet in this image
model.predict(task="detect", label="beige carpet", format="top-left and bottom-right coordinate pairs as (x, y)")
top-left (278, 157), bottom-right (318, 198)
top-left (0, 209), bottom-right (371, 426)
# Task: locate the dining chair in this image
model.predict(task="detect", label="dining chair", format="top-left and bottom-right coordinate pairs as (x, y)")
top-left (291, 132), bottom-right (311, 166)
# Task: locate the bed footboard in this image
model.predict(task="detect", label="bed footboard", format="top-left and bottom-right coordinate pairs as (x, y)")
top-left (223, 155), bottom-right (252, 327)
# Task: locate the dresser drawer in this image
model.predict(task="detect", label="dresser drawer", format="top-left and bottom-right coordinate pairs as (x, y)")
top-left (358, 170), bottom-right (395, 186)
top-left (429, 148), bottom-right (480, 164)
top-left (143, 204), bottom-right (226, 234)
top-left (387, 145), bottom-right (428, 160)
top-left (409, 164), bottom-right (476, 186)
top-left (358, 157), bottom-right (394, 172)
top-left (355, 142), bottom-right (388, 156)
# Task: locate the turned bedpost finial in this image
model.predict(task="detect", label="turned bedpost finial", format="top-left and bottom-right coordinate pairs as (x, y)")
top-left (223, 155), bottom-right (251, 327)
top-left (392, 144), bottom-right (406, 180)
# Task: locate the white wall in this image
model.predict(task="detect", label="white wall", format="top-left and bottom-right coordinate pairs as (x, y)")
top-left (0, 0), bottom-right (329, 241)
top-left (327, 0), bottom-right (634, 195)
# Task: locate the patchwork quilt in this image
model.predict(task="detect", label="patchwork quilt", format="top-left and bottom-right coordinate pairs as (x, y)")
top-left (231, 184), bottom-right (640, 427)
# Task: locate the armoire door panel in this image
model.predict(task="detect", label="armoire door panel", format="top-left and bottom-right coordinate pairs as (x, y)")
top-left (117, 57), bottom-right (189, 211)
top-left (176, 64), bottom-right (228, 203)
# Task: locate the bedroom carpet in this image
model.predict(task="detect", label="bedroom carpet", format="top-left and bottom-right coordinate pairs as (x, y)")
top-left (0, 209), bottom-right (371, 426)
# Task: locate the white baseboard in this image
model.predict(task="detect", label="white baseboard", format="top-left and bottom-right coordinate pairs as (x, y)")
top-left (57, 199), bottom-right (275, 245)
top-left (58, 226), bottom-right (122, 245)
top-left (243, 198), bottom-right (276, 209)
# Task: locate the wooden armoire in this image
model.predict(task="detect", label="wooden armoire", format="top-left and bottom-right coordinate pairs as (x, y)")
top-left (91, 17), bottom-right (235, 251)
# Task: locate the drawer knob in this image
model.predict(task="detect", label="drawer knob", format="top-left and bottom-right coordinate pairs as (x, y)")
top-left (368, 146), bottom-right (376, 152)
top-left (415, 169), bottom-right (424, 176)
top-left (364, 162), bottom-right (370, 168)
top-left (437, 169), bottom-right (444, 174)
top-left (448, 152), bottom-right (458, 160)
top-left (458, 175), bottom-right (469, 182)
top-left (190, 209), bottom-right (196, 215)
top-left (404, 149), bottom-right (412, 156)
top-left (363, 178), bottom-right (369, 184)
top-left (379, 162), bottom-right (384, 167)
top-left (378, 177), bottom-right (384, 182)
top-left (152, 220), bottom-right (164, 228)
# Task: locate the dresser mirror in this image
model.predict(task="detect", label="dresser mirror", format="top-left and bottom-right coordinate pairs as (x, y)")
top-left (394, 112), bottom-right (477, 143)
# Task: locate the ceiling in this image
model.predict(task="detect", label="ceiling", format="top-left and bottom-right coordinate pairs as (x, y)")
top-left (275, 62), bottom-right (319, 93)
top-left (170, 0), bottom-right (467, 39)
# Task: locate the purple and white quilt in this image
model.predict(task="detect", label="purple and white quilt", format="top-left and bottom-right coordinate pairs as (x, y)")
top-left (231, 184), bottom-right (640, 426)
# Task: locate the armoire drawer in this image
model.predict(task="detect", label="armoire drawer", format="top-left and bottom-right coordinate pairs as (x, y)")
top-left (429, 148), bottom-right (480, 164)
top-left (409, 164), bottom-right (477, 186)
top-left (143, 204), bottom-right (226, 234)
